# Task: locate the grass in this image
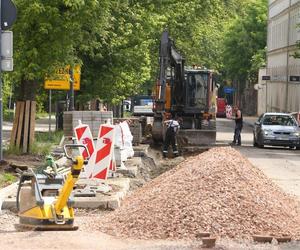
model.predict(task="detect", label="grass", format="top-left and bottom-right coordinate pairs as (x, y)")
top-left (0, 173), bottom-right (16, 188)
top-left (30, 130), bottom-right (64, 156)
top-left (3, 109), bottom-right (14, 122)
top-left (5, 130), bottom-right (64, 157)
top-left (123, 111), bottom-right (132, 118)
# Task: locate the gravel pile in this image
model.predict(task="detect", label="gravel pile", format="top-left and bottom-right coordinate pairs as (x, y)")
top-left (93, 147), bottom-right (300, 240)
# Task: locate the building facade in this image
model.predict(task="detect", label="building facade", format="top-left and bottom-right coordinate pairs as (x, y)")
top-left (264, 0), bottom-right (300, 114)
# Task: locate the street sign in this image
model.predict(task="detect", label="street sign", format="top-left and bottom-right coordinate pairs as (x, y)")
top-left (44, 78), bottom-right (70, 90)
top-left (1, 31), bottom-right (12, 57)
top-left (44, 65), bottom-right (81, 90)
top-left (1, 58), bottom-right (13, 71)
top-left (290, 76), bottom-right (300, 82)
top-left (1, 0), bottom-right (17, 30)
top-left (262, 75), bottom-right (271, 80)
top-left (223, 87), bottom-right (235, 94)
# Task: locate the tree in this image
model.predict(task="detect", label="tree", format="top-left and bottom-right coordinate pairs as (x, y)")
top-left (8, 0), bottom-right (111, 151)
top-left (221, 0), bottom-right (267, 89)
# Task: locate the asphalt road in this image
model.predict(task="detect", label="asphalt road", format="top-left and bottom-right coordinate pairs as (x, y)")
top-left (217, 117), bottom-right (300, 199)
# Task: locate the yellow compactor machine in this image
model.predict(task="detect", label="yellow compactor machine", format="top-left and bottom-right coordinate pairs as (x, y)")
top-left (16, 144), bottom-right (87, 230)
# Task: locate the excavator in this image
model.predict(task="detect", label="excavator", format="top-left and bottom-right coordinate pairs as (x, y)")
top-left (16, 144), bottom-right (87, 230)
top-left (152, 30), bottom-right (217, 148)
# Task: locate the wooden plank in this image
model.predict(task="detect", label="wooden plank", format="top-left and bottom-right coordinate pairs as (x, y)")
top-left (29, 101), bottom-right (36, 149)
top-left (10, 102), bottom-right (21, 146)
top-left (22, 101), bottom-right (31, 153)
top-left (16, 102), bottom-right (25, 148)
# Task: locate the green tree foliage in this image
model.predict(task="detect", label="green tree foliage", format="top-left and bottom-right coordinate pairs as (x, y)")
top-left (222, 0), bottom-right (267, 86)
top-left (5, 0), bottom-right (267, 109)
top-left (10, 0), bottom-right (110, 102)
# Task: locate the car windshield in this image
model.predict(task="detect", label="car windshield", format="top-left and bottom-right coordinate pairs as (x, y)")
top-left (262, 115), bottom-right (297, 126)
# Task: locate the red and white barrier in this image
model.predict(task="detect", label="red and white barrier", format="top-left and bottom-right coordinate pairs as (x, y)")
top-left (92, 124), bottom-right (115, 179)
top-left (74, 122), bottom-right (95, 178)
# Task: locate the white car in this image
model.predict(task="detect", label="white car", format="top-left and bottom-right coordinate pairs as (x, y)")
top-left (253, 112), bottom-right (300, 149)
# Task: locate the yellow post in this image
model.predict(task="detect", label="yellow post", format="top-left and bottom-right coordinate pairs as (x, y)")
top-left (54, 156), bottom-right (84, 215)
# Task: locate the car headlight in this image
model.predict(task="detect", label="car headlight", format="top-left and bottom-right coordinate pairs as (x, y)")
top-left (263, 129), bottom-right (272, 135)
top-left (293, 132), bottom-right (300, 137)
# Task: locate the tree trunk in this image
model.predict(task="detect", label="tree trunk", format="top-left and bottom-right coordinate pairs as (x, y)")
top-left (18, 79), bottom-right (38, 101)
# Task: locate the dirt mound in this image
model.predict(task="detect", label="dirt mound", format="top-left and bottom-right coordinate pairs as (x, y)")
top-left (96, 147), bottom-right (300, 240)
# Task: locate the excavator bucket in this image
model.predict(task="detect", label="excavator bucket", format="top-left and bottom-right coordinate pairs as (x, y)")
top-left (177, 129), bottom-right (216, 147)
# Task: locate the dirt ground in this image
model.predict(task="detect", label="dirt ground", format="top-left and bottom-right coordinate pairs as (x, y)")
top-left (1, 148), bottom-right (300, 249)
top-left (0, 154), bottom-right (45, 188)
top-left (1, 209), bottom-right (300, 250)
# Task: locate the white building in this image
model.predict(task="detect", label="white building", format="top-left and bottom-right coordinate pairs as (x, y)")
top-left (260, 0), bottom-right (300, 115)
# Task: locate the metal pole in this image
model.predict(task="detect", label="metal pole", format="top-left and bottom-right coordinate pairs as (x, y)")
top-left (265, 80), bottom-right (267, 112)
top-left (285, 0), bottom-right (291, 112)
top-left (69, 68), bottom-right (74, 111)
top-left (49, 90), bottom-right (51, 138)
top-left (0, 0), bottom-right (3, 161)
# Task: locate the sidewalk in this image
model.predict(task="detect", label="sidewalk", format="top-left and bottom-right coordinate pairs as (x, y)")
top-left (2, 116), bottom-right (56, 142)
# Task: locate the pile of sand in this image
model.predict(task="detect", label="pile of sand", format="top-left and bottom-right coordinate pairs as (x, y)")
top-left (92, 147), bottom-right (300, 240)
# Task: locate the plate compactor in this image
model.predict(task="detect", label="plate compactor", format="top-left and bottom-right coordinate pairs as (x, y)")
top-left (16, 144), bottom-right (88, 231)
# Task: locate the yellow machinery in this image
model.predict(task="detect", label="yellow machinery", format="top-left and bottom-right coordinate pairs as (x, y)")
top-left (152, 30), bottom-right (217, 147)
top-left (16, 144), bottom-right (87, 230)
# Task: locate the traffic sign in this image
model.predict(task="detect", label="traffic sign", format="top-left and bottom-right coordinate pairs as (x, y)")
top-left (223, 87), bottom-right (235, 94)
top-left (1, 57), bottom-right (13, 71)
top-left (1, 31), bottom-right (12, 57)
top-left (262, 75), bottom-right (270, 81)
top-left (1, 0), bottom-right (17, 30)
top-left (290, 76), bottom-right (300, 82)
top-left (44, 65), bottom-right (81, 90)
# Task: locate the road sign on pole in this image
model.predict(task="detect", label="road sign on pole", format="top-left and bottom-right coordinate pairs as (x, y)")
top-left (1, 57), bottom-right (12, 71)
top-left (0, 0), bottom-right (17, 161)
top-left (1, 30), bottom-right (12, 57)
top-left (1, 0), bottom-right (17, 30)
top-left (44, 65), bottom-right (81, 90)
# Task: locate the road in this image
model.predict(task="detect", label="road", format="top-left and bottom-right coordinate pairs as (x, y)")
top-left (217, 117), bottom-right (300, 198)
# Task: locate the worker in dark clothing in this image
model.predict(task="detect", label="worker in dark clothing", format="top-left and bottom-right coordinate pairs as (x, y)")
top-left (230, 106), bottom-right (243, 146)
top-left (163, 114), bottom-right (180, 157)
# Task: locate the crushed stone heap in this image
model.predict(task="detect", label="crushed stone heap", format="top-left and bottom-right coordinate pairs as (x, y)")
top-left (95, 147), bottom-right (300, 240)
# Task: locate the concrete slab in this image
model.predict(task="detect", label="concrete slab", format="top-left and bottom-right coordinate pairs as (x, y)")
top-left (117, 166), bottom-right (138, 178)
top-left (133, 144), bottom-right (149, 157)
top-left (116, 157), bottom-right (141, 177)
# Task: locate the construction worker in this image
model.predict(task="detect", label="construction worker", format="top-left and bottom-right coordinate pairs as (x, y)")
top-left (230, 106), bottom-right (243, 146)
top-left (163, 114), bottom-right (180, 157)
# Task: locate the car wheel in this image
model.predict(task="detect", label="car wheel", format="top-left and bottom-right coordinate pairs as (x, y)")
top-left (296, 146), bottom-right (300, 150)
top-left (289, 146), bottom-right (295, 149)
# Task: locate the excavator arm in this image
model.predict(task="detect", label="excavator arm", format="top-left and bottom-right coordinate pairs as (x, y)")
top-left (155, 30), bottom-right (185, 113)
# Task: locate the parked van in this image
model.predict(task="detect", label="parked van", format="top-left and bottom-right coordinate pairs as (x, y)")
top-left (131, 95), bottom-right (154, 116)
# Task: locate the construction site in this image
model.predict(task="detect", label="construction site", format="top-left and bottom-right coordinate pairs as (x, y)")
top-left (1, 1), bottom-right (300, 249)
top-left (0, 112), bottom-right (300, 250)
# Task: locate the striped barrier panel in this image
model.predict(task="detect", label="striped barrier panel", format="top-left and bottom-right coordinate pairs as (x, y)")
top-left (92, 124), bottom-right (115, 179)
top-left (74, 122), bottom-right (95, 178)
